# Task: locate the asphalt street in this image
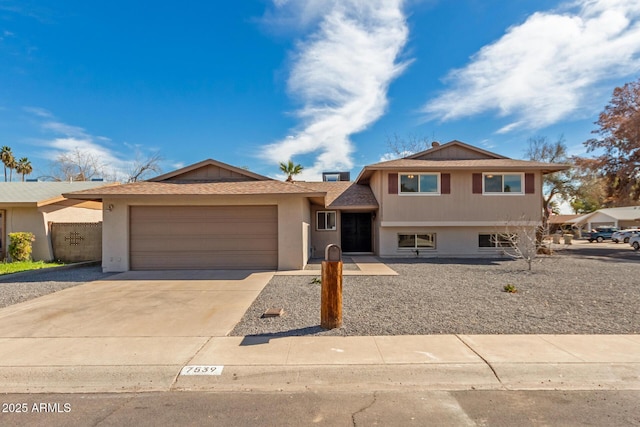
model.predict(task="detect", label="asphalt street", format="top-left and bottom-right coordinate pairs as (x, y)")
top-left (1, 390), bottom-right (639, 426)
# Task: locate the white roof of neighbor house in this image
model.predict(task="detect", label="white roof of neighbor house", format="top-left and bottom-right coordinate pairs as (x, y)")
top-left (0, 182), bottom-right (114, 206)
top-left (568, 206), bottom-right (640, 224)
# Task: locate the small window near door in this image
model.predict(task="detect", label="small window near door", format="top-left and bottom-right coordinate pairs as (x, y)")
top-left (317, 211), bottom-right (337, 231)
top-left (398, 233), bottom-right (436, 249)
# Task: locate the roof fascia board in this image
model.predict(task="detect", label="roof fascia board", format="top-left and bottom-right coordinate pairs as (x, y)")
top-left (63, 191), bottom-right (327, 200)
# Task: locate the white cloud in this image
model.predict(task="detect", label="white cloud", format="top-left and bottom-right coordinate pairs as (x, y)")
top-left (422, 0), bottom-right (640, 132)
top-left (24, 108), bottom-right (140, 180)
top-left (261, 0), bottom-right (410, 180)
top-left (23, 106), bottom-right (53, 118)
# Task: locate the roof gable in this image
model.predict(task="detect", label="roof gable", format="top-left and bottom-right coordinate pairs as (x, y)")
top-left (408, 140), bottom-right (508, 161)
top-left (150, 159), bottom-right (270, 183)
top-left (569, 206), bottom-right (640, 224)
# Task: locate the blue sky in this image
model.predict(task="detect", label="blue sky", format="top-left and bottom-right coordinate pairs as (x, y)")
top-left (1, 0), bottom-right (639, 182)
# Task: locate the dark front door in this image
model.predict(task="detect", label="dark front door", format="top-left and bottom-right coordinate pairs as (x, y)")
top-left (341, 212), bottom-right (372, 253)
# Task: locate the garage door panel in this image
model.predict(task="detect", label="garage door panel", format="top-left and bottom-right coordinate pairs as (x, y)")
top-left (131, 206), bottom-right (274, 220)
top-left (131, 236), bottom-right (278, 252)
top-left (131, 251), bottom-right (277, 270)
top-left (130, 206), bottom-right (278, 270)
top-left (133, 221), bottom-right (277, 236)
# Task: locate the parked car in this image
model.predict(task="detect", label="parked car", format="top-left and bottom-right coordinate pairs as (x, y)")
top-left (584, 226), bottom-right (619, 243)
top-left (630, 235), bottom-right (640, 251)
top-left (612, 229), bottom-right (640, 243)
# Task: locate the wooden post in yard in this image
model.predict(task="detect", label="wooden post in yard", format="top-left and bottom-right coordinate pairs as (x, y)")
top-left (321, 244), bottom-right (343, 329)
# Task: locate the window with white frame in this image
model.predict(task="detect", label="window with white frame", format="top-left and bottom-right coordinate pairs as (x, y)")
top-left (317, 211), bottom-right (337, 231)
top-left (398, 233), bottom-right (436, 249)
top-left (483, 173), bottom-right (523, 194)
top-left (399, 173), bottom-right (440, 194)
top-left (478, 233), bottom-right (517, 248)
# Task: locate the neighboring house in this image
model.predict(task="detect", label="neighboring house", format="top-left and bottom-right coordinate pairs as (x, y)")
top-left (0, 182), bottom-right (109, 261)
top-left (548, 214), bottom-right (581, 234)
top-left (65, 141), bottom-right (569, 272)
top-left (567, 206), bottom-right (640, 231)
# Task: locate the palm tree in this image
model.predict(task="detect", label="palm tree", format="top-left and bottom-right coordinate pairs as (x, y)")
top-left (1, 146), bottom-right (14, 182)
top-left (16, 157), bottom-right (33, 181)
top-left (7, 156), bottom-right (17, 182)
top-left (279, 160), bottom-right (303, 182)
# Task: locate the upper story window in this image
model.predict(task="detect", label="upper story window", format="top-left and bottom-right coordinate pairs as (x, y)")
top-left (399, 173), bottom-right (440, 194)
top-left (483, 173), bottom-right (523, 194)
top-left (317, 211), bottom-right (337, 231)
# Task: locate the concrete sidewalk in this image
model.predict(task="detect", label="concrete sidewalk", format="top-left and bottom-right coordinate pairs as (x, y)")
top-left (1, 334), bottom-right (639, 393)
top-left (0, 264), bottom-right (638, 394)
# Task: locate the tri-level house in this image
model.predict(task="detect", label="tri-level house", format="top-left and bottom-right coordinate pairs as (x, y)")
top-left (66, 140), bottom-right (569, 272)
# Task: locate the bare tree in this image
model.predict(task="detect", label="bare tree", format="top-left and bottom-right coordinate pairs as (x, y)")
top-left (127, 151), bottom-right (163, 182)
top-left (49, 148), bottom-right (105, 181)
top-left (385, 133), bottom-right (435, 158)
top-left (48, 148), bottom-right (162, 182)
top-left (494, 216), bottom-right (551, 271)
top-left (525, 135), bottom-right (574, 224)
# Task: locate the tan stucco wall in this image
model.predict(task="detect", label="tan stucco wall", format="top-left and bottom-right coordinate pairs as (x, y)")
top-left (3, 207), bottom-right (47, 260)
top-left (372, 169), bottom-right (543, 258)
top-left (309, 205), bottom-right (341, 258)
top-left (379, 225), bottom-right (538, 258)
top-left (100, 195), bottom-right (312, 272)
top-left (378, 170), bottom-right (542, 224)
top-left (2, 205), bottom-right (102, 261)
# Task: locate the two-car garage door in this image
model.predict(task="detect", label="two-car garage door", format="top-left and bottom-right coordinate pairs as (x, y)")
top-left (130, 206), bottom-right (278, 270)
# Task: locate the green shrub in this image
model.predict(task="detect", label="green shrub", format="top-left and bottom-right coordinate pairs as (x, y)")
top-left (503, 284), bottom-right (518, 293)
top-left (8, 232), bottom-right (35, 262)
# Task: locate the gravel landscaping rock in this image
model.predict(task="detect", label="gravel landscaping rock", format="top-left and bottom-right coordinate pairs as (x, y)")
top-left (231, 251), bottom-right (640, 336)
top-left (0, 265), bottom-right (117, 309)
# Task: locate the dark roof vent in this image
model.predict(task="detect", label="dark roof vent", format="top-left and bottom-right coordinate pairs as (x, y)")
top-left (431, 141), bottom-right (440, 148)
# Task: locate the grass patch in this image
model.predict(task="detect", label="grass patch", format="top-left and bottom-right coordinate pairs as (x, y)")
top-left (0, 260), bottom-right (64, 276)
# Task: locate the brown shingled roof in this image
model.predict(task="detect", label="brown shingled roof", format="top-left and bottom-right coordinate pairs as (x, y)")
top-left (298, 181), bottom-right (378, 208)
top-left (63, 180), bottom-right (325, 200)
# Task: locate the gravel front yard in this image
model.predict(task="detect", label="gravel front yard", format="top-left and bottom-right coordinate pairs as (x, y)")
top-left (0, 265), bottom-right (116, 309)
top-left (231, 249), bottom-right (640, 336)
top-left (1, 246), bottom-right (638, 336)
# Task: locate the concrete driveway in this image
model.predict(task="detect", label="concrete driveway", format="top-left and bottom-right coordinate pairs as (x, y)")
top-left (0, 270), bottom-right (273, 392)
top-left (0, 270), bottom-right (273, 337)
